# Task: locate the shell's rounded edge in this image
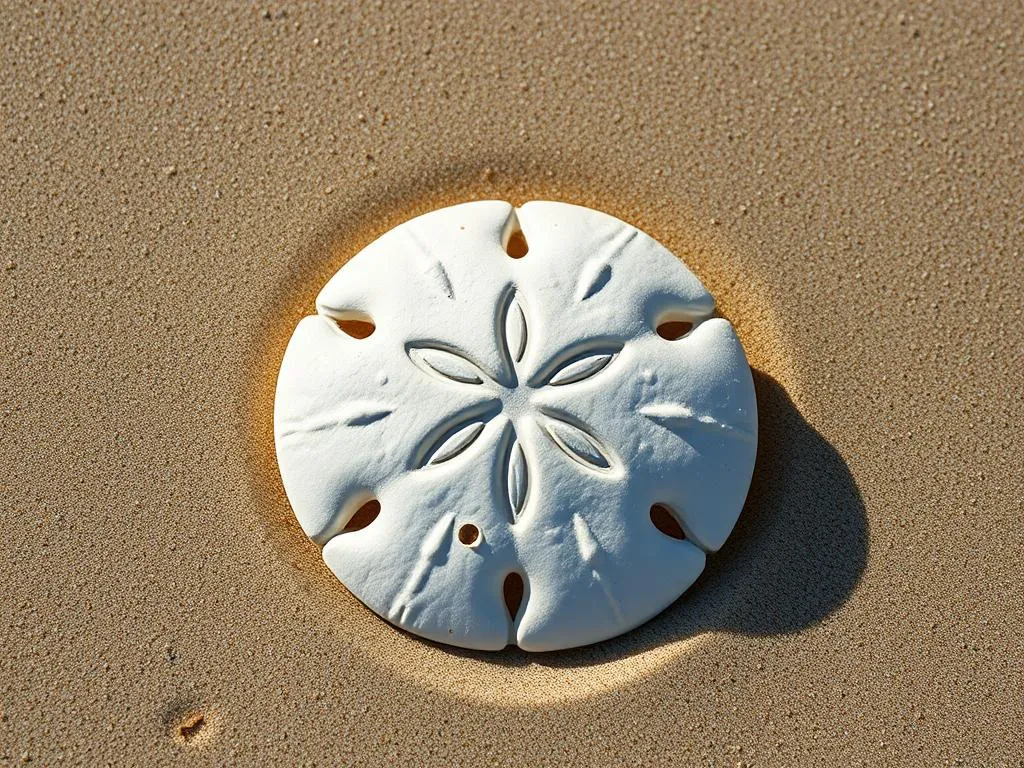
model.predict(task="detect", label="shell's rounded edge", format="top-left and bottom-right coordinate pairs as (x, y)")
top-left (274, 200), bottom-right (758, 653)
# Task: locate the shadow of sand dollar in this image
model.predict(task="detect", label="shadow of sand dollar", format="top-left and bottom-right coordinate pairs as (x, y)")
top-left (695, 369), bottom-right (869, 637)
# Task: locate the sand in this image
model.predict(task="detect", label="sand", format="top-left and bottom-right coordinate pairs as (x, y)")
top-left (1, 1), bottom-right (1021, 764)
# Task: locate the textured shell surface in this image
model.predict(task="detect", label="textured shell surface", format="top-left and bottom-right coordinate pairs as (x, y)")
top-left (274, 200), bottom-right (757, 651)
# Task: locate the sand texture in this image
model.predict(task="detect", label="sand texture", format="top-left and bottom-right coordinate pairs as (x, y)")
top-left (2, 1), bottom-right (1022, 765)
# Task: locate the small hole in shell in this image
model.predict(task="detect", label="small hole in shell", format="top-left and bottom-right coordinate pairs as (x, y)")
top-left (335, 318), bottom-right (376, 339)
top-left (650, 503), bottom-right (686, 540)
top-left (503, 572), bottom-right (524, 620)
top-left (656, 320), bottom-right (693, 340)
top-left (505, 230), bottom-right (529, 259)
top-left (457, 523), bottom-right (480, 546)
top-left (343, 499), bottom-right (380, 532)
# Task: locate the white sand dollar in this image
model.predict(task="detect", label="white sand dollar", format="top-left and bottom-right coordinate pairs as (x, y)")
top-left (274, 201), bottom-right (757, 651)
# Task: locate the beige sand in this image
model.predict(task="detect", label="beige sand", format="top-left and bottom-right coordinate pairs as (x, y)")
top-left (2, 1), bottom-right (1022, 764)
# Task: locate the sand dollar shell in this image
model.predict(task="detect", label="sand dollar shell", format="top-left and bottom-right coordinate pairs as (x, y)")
top-left (274, 201), bottom-right (757, 651)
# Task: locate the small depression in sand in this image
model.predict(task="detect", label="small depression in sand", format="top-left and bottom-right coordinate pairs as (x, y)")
top-left (162, 703), bottom-right (220, 750)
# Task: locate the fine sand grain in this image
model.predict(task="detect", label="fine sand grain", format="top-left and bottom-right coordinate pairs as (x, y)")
top-left (2, 2), bottom-right (1022, 764)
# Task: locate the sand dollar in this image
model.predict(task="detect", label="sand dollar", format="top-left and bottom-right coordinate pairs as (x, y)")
top-left (274, 201), bottom-right (757, 651)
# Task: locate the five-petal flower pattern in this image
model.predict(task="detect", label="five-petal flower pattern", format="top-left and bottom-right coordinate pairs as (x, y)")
top-left (411, 290), bottom-right (619, 521)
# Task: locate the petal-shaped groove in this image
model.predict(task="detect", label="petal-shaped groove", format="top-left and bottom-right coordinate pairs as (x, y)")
top-left (409, 346), bottom-right (486, 385)
top-left (344, 407), bottom-right (393, 426)
top-left (503, 294), bottom-right (528, 364)
top-left (277, 401), bottom-right (392, 438)
top-left (573, 224), bottom-right (636, 301)
top-left (423, 420), bottom-right (487, 466)
top-left (388, 512), bottom-right (456, 624)
top-left (575, 260), bottom-right (612, 301)
top-left (640, 402), bottom-right (755, 442)
top-left (548, 352), bottom-right (616, 386)
top-left (405, 226), bottom-right (455, 300)
top-left (572, 513), bottom-right (625, 624)
top-left (543, 416), bottom-right (613, 472)
top-left (506, 440), bottom-right (529, 520)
